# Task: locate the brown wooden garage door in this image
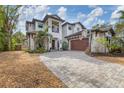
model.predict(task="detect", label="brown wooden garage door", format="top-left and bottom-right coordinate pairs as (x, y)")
top-left (71, 38), bottom-right (89, 51)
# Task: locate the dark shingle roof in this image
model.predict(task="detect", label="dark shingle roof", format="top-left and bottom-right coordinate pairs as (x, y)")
top-left (43, 14), bottom-right (65, 22)
top-left (91, 26), bottom-right (115, 36)
top-left (62, 22), bottom-right (86, 29)
top-left (65, 31), bottom-right (83, 38)
top-left (32, 18), bottom-right (43, 23)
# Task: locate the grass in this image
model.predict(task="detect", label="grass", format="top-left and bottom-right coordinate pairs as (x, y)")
top-left (0, 51), bottom-right (66, 88)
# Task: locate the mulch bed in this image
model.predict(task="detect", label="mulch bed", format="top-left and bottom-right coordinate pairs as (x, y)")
top-left (89, 53), bottom-right (124, 57)
top-left (0, 51), bottom-right (67, 88)
top-left (92, 53), bottom-right (124, 65)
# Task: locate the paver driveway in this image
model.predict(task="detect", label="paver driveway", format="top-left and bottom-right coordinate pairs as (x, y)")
top-left (40, 51), bottom-right (124, 88)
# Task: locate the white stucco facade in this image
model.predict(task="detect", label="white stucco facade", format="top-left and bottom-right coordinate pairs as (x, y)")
top-left (90, 31), bottom-right (109, 53)
top-left (46, 17), bottom-right (63, 50)
top-left (62, 22), bottom-right (85, 42)
top-left (26, 15), bottom-right (113, 53)
top-left (26, 15), bottom-right (63, 51)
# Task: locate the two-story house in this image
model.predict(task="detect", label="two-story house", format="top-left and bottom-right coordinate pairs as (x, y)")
top-left (26, 15), bottom-right (64, 51)
top-left (26, 14), bottom-right (88, 51)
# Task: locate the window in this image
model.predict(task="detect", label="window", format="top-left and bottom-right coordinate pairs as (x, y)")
top-left (52, 21), bottom-right (59, 33)
top-left (38, 23), bottom-right (43, 28)
top-left (77, 27), bottom-right (80, 31)
top-left (68, 26), bottom-right (72, 30)
top-left (52, 25), bottom-right (59, 33)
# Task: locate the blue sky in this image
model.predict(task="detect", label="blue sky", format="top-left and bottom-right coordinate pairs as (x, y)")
top-left (17, 5), bottom-right (124, 34)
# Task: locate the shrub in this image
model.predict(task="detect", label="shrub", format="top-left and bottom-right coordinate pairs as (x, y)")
top-left (62, 41), bottom-right (68, 50)
top-left (85, 47), bottom-right (91, 55)
top-left (35, 47), bottom-right (46, 53)
top-left (110, 44), bottom-right (121, 53)
top-left (97, 37), bottom-right (123, 53)
top-left (25, 47), bottom-right (46, 53)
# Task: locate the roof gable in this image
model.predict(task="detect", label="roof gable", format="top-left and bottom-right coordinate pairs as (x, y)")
top-left (43, 14), bottom-right (65, 22)
top-left (62, 22), bottom-right (86, 29)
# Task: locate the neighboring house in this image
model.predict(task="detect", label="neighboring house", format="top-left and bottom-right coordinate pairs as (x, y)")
top-left (26, 14), bottom-right (64, 51)
top-left (116, 29), bottom-right (124, 40)
top-left (90, 26), bottom-right (115, 53)
top-left (26, 14), bottom-right (88, 51)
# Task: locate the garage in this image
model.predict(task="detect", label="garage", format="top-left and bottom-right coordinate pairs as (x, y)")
top-left (71, 38), bottom-right (89, 51)
top-left (65, 31), bottom-right (89, 51)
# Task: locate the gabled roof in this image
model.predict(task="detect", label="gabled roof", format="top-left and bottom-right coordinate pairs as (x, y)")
top-left (43, 14), bottom-right (65, 22)
top-left (26, 14), bottom-right (64, 25)
top-left (91, 26), bottom-right (115, 36)
top-left (32, 18), bottom-right (43, 23)
top-left (65, 31), bottom-right (83, 38)
top-left (62, 22), bottom-right (86, 29)
top-left (26, 21), bottom-right (33, 24)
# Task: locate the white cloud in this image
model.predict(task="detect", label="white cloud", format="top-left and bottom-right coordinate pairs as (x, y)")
top-left (77, 12), bottom-right (86, 22)
top-left (110, 5), bottom-right (124, 25)
top-left (57, 6), bottom-right (67, 20)
top-left (17, 5), bottom-right (50, 33)
top-left (83, 7), bottom-right (104, 28)
top-left (34, 5), bottom-right (50, 19)
top-left (110, 20), bottom-right (117, 25)
top-left (111, 10), bottom-right (121, 19)
top-left (111, 5), bottom-right (124, 19)
top-left (83, 17), bottom-right (95, 26)
top-left (48, 12), bottom-right (52, 15)
top-left (88, 7), bottom-right (103, 17)
top-left (97, 19), bottom-right (105, 25)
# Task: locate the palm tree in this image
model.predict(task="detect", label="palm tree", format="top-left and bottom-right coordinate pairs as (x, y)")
top-left (114, 10), bottom-right (124, 52)
top-left (119, 10), bottom-right (124, 21)
top-left (35, 27), bottom-right (52, 49)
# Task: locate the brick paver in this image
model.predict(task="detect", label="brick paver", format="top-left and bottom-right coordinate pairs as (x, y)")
top-left (40, 51), bottom-right (124, 88)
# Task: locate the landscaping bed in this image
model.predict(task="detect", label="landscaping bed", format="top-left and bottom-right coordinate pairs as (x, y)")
top-left (93, 53), bottom-right (124, 65)
top-left (0, 51), bottom-right (66, 88)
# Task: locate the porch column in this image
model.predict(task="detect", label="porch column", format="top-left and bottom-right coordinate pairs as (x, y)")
top-left (30, 34), bottom-right (35, 50)
top-left (59, 39), bottom-right (62, 50)
top-left (48, 36), bottom-right (52, 51)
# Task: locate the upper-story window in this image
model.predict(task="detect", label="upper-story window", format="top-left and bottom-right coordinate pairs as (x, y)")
top-left (68, 26), bottom-right (72, 30)
top-left (52, 25), bottom-right (59, 33)
top-left (77, 27), bottom-right (80, 31)
top-left (38, 23), bottom-right (43, 28)
top-left (52, 21), bottom-right (59, 33)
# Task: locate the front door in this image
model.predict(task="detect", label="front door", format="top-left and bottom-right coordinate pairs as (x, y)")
top-left (52, 40), bottom-right (55, 49)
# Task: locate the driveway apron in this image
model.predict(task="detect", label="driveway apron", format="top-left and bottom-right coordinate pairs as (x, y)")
top-left (40, 51), bottom-right (124, 88)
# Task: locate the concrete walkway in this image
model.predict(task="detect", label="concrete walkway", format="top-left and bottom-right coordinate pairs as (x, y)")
top-left (40, 51), bottom-right (124, 88)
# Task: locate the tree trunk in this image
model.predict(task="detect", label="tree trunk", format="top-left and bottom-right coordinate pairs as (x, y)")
top-left (8, 30), bottom-right (12, 51)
